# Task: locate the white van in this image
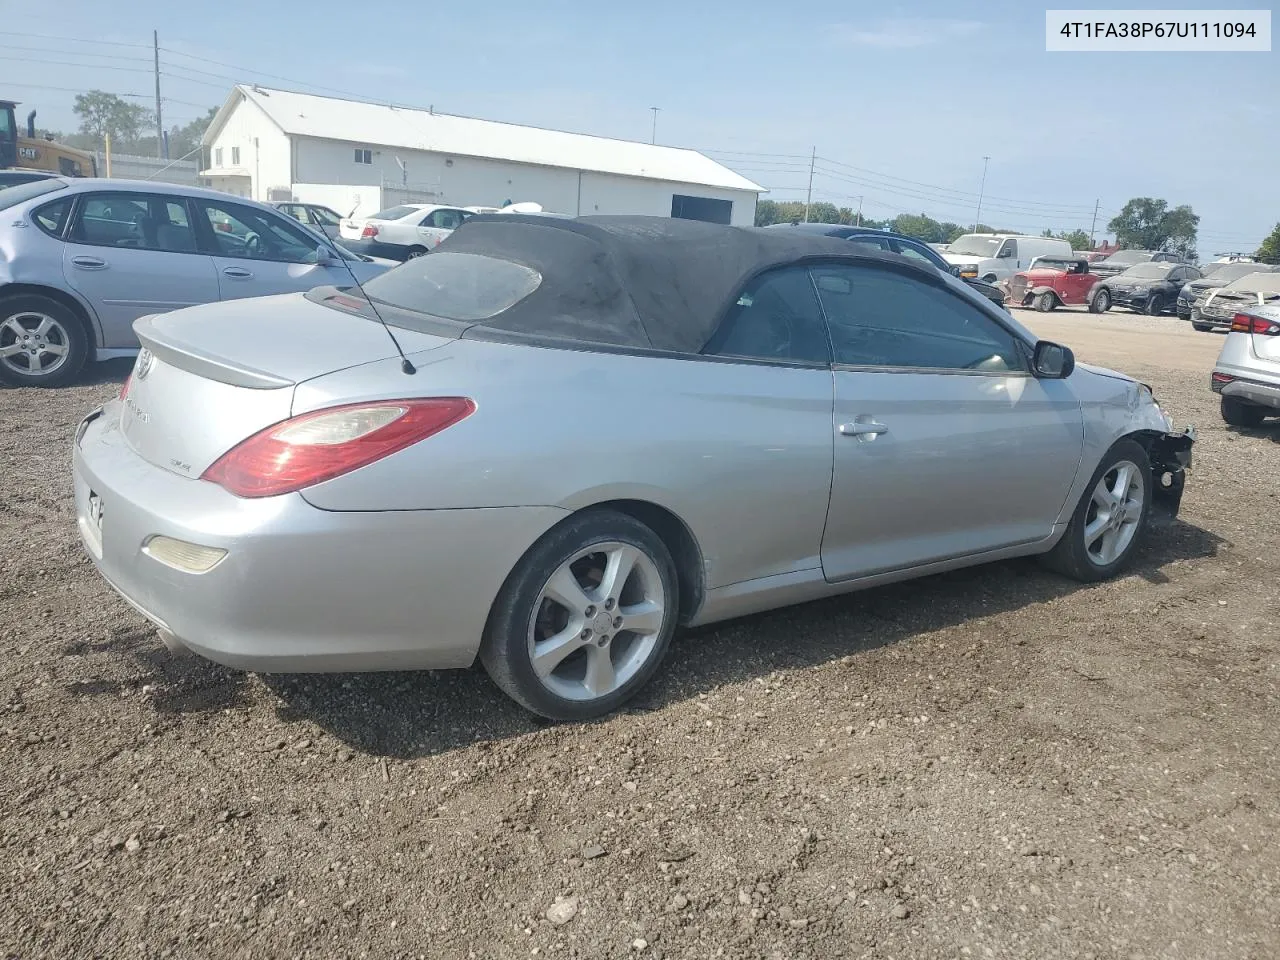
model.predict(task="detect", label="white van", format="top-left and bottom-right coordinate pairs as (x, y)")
top-left (943, 234), bottom-right (1073, 283)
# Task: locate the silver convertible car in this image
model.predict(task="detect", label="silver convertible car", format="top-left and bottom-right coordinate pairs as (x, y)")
top-left (71, 216), bottom-right (1196, 719)
top-left (0, 177), bottom-right (392, 387)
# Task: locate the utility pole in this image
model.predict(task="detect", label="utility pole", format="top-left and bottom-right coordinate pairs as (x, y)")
top-left (973, 155), bottom-right (990, 231)
top-left (1088, 198), bottom-right (1100, 249)
top-left (803, 147), bottom-right (816, 222)
top-left (650, 107), bottom-right (659, 144)
top-left (856, 195), bottom-right (863, 226)
top-left (153, 30), bottom-right (163, 159)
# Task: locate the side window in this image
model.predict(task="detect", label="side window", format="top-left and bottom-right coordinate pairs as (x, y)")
top-left (32, 198), bottom-right (72, 237)
top-left (813, 264), bottom-right (1024, 373)
top-left (895, 243), bottom-right (940, 268)
top-left (198, 200), bottom-right (322, 263)
top-left (310, 206), bottom-right (341, 227)
top-left (429, 209), bottom-right (466, 229)
top-left (70, 192), bottom-right (197, 253)
top-left (702, 267), bottom-right (831, 365)
top-left (846, 235), bottom-right (891, 253)
top-left (214, 147), bottom-right (223, 167)
top-left (231, 146), bottom-right (240, 165)
top-left (278, 204), bottom-right (306, 223)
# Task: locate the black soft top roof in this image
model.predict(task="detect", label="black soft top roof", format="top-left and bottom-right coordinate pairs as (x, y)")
top-left (433, 214), bottom-right (937, 354)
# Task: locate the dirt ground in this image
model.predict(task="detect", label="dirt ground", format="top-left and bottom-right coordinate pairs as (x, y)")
top-left (2, 309), bottom-right (1277, 960)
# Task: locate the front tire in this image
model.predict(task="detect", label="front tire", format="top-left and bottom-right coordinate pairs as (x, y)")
top-left (1191, 321), bottom-right (1213, 332)
top-left (1089, 289), bottom-right (1111, 313)
top-left (0, 294), bottom-right (90, 388)
top-left (1041, 439), bottom-right (1151, 582)
top-left (404, 246), bottom-right (428, 259)
top-left (1144, 295), bottom-right (1166, 316)
top-left (1033, 292), bottom-right (1056, 312)
top-left (480, 509), bottom-right (680, 721)
top-left (1221, 397), bottom-right (1267, 428)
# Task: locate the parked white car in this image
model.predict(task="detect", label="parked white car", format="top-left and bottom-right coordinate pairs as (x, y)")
top-left (338, 203), bottom-right (475, 260)
top-left (943, 234), bottom-right (1072, 284)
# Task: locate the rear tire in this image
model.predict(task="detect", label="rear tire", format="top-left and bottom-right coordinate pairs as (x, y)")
top-left (1089, 289), bottom-right (1111, 313)
top-left (1033, 292), bottom-right (1056, 312)
top-left (405, 246), bottom-right (428, 259)
top-left (1041, 439), bottom-right (1151, 583)
top-left (0, 294), bottom-right (90, 388)
top-left (480, 509), bottom-right (680, 721)
top-left (1220, 397), bottom-right (1267, 428)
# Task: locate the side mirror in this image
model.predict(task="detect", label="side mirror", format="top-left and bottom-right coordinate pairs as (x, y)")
top-left (950, 264), bottom-right (962, 277)
top-left (314, 244), bottom-right (332, 265)
top-left (1032, 340), bottom-right (1075, 379)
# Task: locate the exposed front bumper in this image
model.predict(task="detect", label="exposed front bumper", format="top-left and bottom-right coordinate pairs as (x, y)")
top-left (72, 402), bottom-right (567, 673)
top-left (1149, 424), bottom-right (1196, 521)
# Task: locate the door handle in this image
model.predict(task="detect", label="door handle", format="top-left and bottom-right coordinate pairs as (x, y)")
top-left (839, 420), bottom-right (889, 437)
top-left (222, 267), bottom-right (253, 279)
top-left (71, 256), bottom-right (107, 270)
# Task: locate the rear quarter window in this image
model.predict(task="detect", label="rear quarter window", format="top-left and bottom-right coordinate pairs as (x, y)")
top-left (32, 198), bottom-right (72, 237)
top-left (360, 251), bottom-right (542, 322)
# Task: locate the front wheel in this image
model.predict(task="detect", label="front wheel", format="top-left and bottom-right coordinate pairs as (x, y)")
top-left (480, 510), bottom-right (680, 720)
top-left (1041, 439), bottom-right (1151, 582)
top-left (1221, 396), bottom-right (1267, 428)
top-left (404, 246), bottom-right (428, 259)
top-left (1089, 289), bottom-right (1111, 313)
top-left (1145, 295), bottom-right (1166, 316)
top-left (1033, 292), bottom-right (1056, 312)
top-left (0, 295), bottom-right (90, 388)
top-left (1191, 321), bottom-right (1213, 333)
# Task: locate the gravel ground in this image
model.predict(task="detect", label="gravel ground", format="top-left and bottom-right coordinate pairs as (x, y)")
top-left (2, 312), bottom-right (1278, 960)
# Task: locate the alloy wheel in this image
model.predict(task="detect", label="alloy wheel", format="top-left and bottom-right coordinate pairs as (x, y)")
top-left (526, 541), bottom-right (667, 702)
top-left (1083, 460), bottom-right (1144, 566)
top-left (0, 312), bottom-right (72, 377)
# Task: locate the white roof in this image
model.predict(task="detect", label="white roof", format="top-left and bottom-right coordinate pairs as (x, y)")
top-left (207, 85), bottom-right (762, 194)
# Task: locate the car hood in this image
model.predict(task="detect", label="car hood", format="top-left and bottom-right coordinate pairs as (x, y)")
top-left (1188, 277), bottom-right (1229, 292)
top-left (1075, 361), bottom-right (1135, 384)
top-left (942, 254), bottom-right (985, 266)
top-left (1108, 275), bottom-right (1169, 288)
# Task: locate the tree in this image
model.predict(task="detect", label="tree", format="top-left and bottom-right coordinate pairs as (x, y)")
top-left (891, 213), bottom-right (945, 243)
top-left (167, 107), bottom-right (218, 160)
top-left (1256, 222), bottom-right (1280, 264)
top-left (1107, 197), bottom-right (1199, 257)
top-left (1050, 228), bottom-right (1092, 251)
top-left (73, 90), bottom-right (153, 149)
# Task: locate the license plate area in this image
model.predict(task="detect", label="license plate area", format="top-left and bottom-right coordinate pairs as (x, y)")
top-left (82, 489), bottom-right (104, 559)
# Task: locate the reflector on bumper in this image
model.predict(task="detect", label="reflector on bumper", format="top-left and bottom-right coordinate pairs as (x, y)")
top-left (142, 536), bottom-right (228, 574)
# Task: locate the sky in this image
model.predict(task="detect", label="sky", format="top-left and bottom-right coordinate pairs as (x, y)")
top-left (4, 0), bottom-right (1276, 252)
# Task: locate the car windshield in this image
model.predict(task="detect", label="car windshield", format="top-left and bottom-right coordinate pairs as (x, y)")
top-left (1104, 250), bottom-right (1152, 264)
top-left (1033, 258), bottom-right (1074, 270)
top-left (370, 205), bottom-right (421, 221)
top-left (1119, 263), bottom-right (1172, 279)
top-left (1211, 262), bottom-right (1274, 283)
top-left (0, 178), bottom-right (66, 209)
top-left (360, 251), bottom-right (542, 322)
top-left (947, 235), bottom-right (1003, 256)
top-left (1223, 273), bottom-right (1280, 294)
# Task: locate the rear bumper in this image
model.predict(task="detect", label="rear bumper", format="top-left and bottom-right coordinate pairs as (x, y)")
top-left (1212, 366), bottom-right (1280, 410)
top-left (71, 402), bottom-right (567, 672)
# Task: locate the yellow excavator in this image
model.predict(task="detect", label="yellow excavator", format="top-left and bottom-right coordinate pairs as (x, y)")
top-left (0, 99), bottom-right (97, 178)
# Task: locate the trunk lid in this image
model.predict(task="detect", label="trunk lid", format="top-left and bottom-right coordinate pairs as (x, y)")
top-left (121, 291), bottom-right (454, 478)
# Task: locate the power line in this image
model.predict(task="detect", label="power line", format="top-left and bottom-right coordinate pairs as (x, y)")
top-left (0, 80), bottom-right (150, 99)
top-left (5, 55), bottom-right (155, 75)
top-left (3, 31), bottom-right (152, 48)
top-left (9, 44), bottom-right (154, 65)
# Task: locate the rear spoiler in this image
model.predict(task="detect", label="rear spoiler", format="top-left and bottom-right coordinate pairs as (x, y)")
top-left (133, 314), bottom-right (293, 390)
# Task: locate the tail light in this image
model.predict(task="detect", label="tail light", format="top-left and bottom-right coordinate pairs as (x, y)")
top-left (201, 398), bottom-right (475, 499)
top-left (119, 373), bottom-right (132, 400)
top-left (360, 224), bottom-right (379, 239)
top-left (1231, 313), bottom-right (1280, 335)
top-left (1211, 372), bottom-right (1234, 385)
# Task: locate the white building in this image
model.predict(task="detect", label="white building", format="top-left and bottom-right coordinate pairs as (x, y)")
top-left (200, 85), bottom-right (762, 226)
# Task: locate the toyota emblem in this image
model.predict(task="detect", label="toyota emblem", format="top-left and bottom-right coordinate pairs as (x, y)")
top-left (135, 348), bottom-right (154, 380)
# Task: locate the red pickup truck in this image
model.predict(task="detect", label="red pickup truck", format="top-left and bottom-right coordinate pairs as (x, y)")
top-left (1006, 257), bottom-right (1100, 311)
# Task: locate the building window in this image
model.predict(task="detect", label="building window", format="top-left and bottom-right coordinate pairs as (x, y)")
top-left (214, 147), bottom-right (223, 167)
top-left (231, 146), bottom-right (240, 165)
top-left (354, 148), bottom-right (373, 164)
top-left (671, 194), bottom-right (733, 225)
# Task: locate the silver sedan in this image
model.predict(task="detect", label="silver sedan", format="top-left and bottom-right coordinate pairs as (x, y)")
top-left (0, 177), bottom-right (393, 387)
top-left (71, 215), bottom-right (1197, 719)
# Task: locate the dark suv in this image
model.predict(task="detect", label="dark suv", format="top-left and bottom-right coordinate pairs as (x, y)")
top-left (763, 223), bottom-right (1008, 309)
